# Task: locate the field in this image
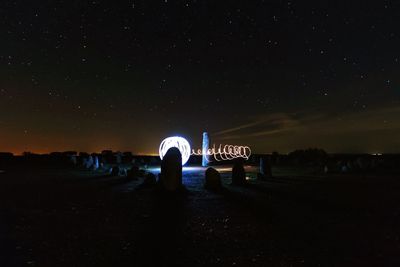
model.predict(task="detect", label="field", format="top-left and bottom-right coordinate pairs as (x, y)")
top-left (1, 165), bottom-right (400, 266)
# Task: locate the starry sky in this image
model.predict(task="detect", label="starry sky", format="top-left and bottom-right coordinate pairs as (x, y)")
top-left (0, 1), bottom-right (399, 155)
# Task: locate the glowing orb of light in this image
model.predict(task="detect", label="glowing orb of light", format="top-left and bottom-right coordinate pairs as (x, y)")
top-left (159, 136), bottom-right (191, 165)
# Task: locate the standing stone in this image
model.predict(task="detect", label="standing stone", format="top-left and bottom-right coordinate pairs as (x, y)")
top-left (204, 167), bottom-right (222, 191)
top-left (85, 155), bottom-right (94, 169)
top-left (92, 156), bottom-right (99, 171)
top-left (202, 132), bottom-right (210, 167)
top-left (356, 157), bottom-right (370, 171)
top-left (82, 158), bottom-right (87, 167)
top-left (341, 165), bottom-right (348, 173)
top-left (346, 160), bottom-right (353, 171)
top-left (127, 165), bottom-right (140, 180)
top-left (119, 168), bottom-right (128, 177)
top-left (143, 172), bottom-right (157, 186)
top-left (69, 155), bottom-right (77, 165)
top-left (159, 147), bottom-right (183, 191)
top-left (232, 159), bottom-right (246, 185)
top-left (324, 165), bottom-right (329, 174)
top-left (257, 157), bottom-right (272, 180)
top-left (101, 150), bottom-right (114, 164)
top-left (115, 152), bottom-right (122, 164)
top-left (110, 166), bottom-right (120, 176)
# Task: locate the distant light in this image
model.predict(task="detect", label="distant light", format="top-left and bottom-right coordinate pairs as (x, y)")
top-left (159, 136), bottom-right (191, 165)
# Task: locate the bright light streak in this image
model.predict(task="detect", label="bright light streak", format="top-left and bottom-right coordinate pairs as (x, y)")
top-left (159, 136), bottom-right (191, 165)
top-left (191, 144), bottom-right (251, 162)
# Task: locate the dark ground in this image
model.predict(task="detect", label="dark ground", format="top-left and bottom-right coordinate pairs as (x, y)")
top-left (1, 166), bottom-right (400, 267)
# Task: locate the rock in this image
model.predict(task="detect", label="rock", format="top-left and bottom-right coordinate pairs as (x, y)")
top-left (119, 168), bottom-right (127, 177)
top-left (92, 156), bottom-right (99, 171)
top-left (204, 167), bottom-right (222, 191)
top-left (346, 160), bottom-right (353, 171)
top-left (115, 152), bottom-right (123, 164)
top-left (110, 166), bottom-right (120, 176)
top-left (356, 157), bottom-right (370, 170)
top-left (85, 155), bottom-right (94, 169)
top-left (69, 155), bottom-right (77, 165)
top-left (127, 165), bottom-right (140, 180)
top-left (232, 159), bottom-right (246, 185)
top-left (143, 173), bottom-right (157, 186)
top-left (159, 147), bottom-right (183, 191)
top-left (271, 151), bottom-right (280, 165)
top-left (82, 158), bottom-right (87, 167)
top-left (101, 150), bottom-right (114, 164)
top-left (341, 165), bottom-right (348, 173)
top-left (257, 157), bottom-right (272, 180)
top-left (324, 165), bottom-right (329, 174)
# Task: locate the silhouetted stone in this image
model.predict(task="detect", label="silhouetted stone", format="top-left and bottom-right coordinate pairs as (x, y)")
top-left (123, 152), bottom-right (133, 163)
top-left (69, 155), bottom-right (77, 165)
top-left (346, 160), bottom-right (353, 170)
top-left (204, 167), bottom-right (222, 191)
top-left (271, 151), bottom-right (280, 165)
top-left (356, 157), bottom-right (370, 170)
top-left (115, 152), bottom-right (123, 164)
top-left (159, 147), bottom-right (182, 191)
top-left (324, 165), bottom-right (329, 174)
top-left (257, 157), bottom-right (272, 180)
top-left (119, 168), bottom-right (127, 177)
top-left (341, 165), bottom-right (348, 173)
top-left (232, 160), bottom-right (246, 185)
top-left (79, 152), bottom-right (89, 166)
top-left (92, 156), bottom-right (99, 171)
top-left (127, 165), bottom-right (140, 180)
top-left (143, 173), bottom-right (157, 186)
top-left (101, 150), bottom-right (114, 164)
top-left (110, 166), bottom-right (120, 176)
top-left (85, 155), bottom-right (94, 169)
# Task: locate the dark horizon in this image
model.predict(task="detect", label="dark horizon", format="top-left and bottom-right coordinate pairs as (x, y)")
top-left (0, 149), bottom-right (393, 158)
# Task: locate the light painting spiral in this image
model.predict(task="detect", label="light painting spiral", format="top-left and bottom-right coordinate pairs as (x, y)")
top-left (191, 144), bottom-right (252, 162)
top-left (159, 136), bottom-right (191, 165)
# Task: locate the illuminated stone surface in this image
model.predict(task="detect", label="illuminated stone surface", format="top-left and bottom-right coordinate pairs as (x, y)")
top-left (202, 132), bottom-right (209, 167)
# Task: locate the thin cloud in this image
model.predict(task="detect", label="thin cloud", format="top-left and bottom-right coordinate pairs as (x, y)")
top-left (213, 120), bottom-right (269, 136)
top-left (214, 113), bottom-right (302, 140)
top-left (213, 106), bottom-right (400, 142)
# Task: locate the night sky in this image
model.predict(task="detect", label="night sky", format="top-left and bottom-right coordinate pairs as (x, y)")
top-left (1, 1), bottom-right (399, 155)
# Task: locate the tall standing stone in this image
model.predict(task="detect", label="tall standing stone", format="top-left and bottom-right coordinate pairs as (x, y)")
top-left (159, 147), bottom-right (183, 191)
top-left (202, 132), bottom-right (210, 167)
